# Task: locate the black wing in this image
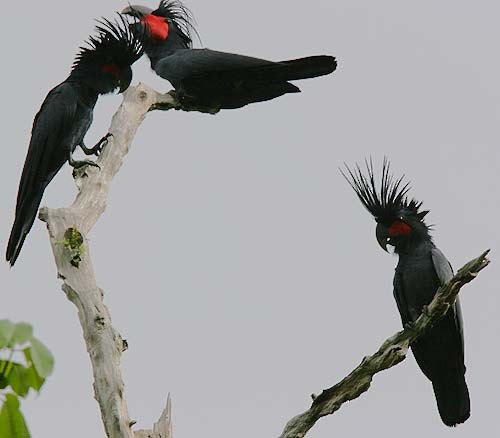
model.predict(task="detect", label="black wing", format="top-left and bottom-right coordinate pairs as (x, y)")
top-left (393, 270), bottom-right (412, 325)
top-left (6, 82), bottom-right (78, 265)
top-left (155, 49), bottom-right (336, 85)
top-left (428, 247), bottom-right (469, 426)
top-left (431, 247), bottom-right (465, 359)
top-left (155, 48), bottom-right (275, 85)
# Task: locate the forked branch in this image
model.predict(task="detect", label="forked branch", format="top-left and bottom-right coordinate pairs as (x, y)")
top-left (39, 84), bottom-right (177, 438)
top-left (36, 82), bottom-right (490, 438)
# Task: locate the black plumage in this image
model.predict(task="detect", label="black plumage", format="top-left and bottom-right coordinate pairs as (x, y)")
top-left (6, 17), bottom-right (143, 266)
top-left (122, 1), bottom-right (336, 111)
top-left (342, 159), bottom-right (470, 427)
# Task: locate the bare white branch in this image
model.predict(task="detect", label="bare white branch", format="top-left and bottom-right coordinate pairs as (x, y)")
top-left (37, 81), bottom-right (490, 438)
top-left (135, 395), bottom-right (173, 438)
top-left (39, 84), bottom-right (177, 438)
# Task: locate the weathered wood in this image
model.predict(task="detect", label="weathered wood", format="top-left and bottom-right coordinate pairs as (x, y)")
top-left (38, 81), bottom-right (490, 438)
top-left (39, 84), bottom-right (177, 438)
top-left (135, 396), bottom-right (173, 438)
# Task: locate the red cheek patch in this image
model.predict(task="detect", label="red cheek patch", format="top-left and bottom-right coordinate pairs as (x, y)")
top-left (389, 221), bottom-right (411, 237)
top-left (143, 14), bottom-right (169, 41)
top-left (102, 64), bottom-right (121, 76)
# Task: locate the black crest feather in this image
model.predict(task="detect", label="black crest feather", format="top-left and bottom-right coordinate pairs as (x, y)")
top-left (341, 158), bottom-right (429, 223)
top-left (73, 14), bottom-right (144, 71)
top-left (153, 0), bottom-right (198, 48)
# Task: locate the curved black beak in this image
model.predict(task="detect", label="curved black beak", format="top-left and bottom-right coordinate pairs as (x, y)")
top-left (121, 5), bottom-right (153, 18)
top-left (376, 223), bottom-right (390, 253)
top-left (118, 69), bottom-right (133, 94)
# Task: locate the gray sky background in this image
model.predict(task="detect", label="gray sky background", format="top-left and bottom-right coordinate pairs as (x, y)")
top-left (1, 1), bottom-right (499, 436)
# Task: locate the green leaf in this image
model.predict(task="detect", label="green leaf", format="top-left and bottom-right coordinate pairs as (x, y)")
top-left (24, 365), bottom-right (45, 393)
top-left (0, 360), bottom-right (32, 397)
top-left (21, 350), bottom-right (46, 393)
top-left (0, 321), bottom-right (15, 349)
top-left (0, 394), bottom-right (30, 438)
top-left (9, 324), bottom-right (33, 347)
top-left (0, 361), bottom-right (10, 386)
top-left (23, 348), bottom-right (32, 366)
top-left (0, 372), bottom-right (7, 389)
top-left (5, 364), bottom-right (30, 398)
top-left (28, 339), bottom-right (54, 378)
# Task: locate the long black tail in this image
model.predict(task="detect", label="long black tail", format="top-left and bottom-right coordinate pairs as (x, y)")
top-left (277, 55), bottom-right (337, 80)
top-left (228, 55), bottom-right (337, 82)
top-left (410, 306), bottom-right (469, 427)
top-left (432, 372), bottom-right (470, 427)
top-left (6, 186), bottom-right (45, 266)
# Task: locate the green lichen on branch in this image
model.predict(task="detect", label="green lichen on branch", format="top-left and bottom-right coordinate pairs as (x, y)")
top-left (279, 250), bottom-right (490, 438)
top-left (61, 227), bottom-right (85, 268)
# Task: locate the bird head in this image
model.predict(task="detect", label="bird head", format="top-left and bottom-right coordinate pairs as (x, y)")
top-left (341, 158), bottom-right (431, 254)
top-left (71, 15), bottom-right (144, 94)
top-left (122, 1), bottom-right (196, 47)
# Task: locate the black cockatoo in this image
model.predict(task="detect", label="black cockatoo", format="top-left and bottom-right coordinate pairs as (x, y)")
top-left (342, 159), bottom-right (470, 427)
top-left (122, 1), bottom-right (336, 112)
top-left (6, 17), bottom-right (143, 266)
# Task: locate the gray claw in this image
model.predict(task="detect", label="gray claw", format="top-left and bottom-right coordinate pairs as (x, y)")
top-left (81, 133), bottom-right (113, 156)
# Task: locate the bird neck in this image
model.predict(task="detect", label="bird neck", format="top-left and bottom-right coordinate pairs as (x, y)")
top-left (146, 32), bottom-right (189, 66)
top-left (66, 76), bottom-right (100, 106)
top-left (394, 237), bottom-right (434, 257)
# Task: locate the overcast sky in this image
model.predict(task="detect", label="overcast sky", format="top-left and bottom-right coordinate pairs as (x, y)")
top-left (1, 1), bottom-right (499, 437)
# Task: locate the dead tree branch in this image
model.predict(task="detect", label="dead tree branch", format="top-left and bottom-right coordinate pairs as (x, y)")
top-left (278, 250), bottom-right (490, 438)
top-left (36, 80), bottom-right (490, 438)
top-left (39, 83), bottom-right (177, 438)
